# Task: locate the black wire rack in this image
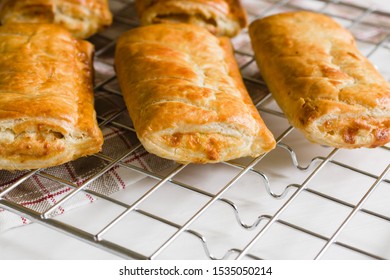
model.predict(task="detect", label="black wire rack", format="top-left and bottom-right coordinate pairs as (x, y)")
top-left (0, 0), bottom-right (389, 260)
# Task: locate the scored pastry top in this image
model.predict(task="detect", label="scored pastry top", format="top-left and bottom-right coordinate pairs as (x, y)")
top-left (134, 0), bottom-right (247, 37)
top-left (249, 11), bottom-right (390, 148)
top-left (0, 23), bottom-right (103, 170)
top-left (0, 0), bottom-right (113, 38)
top-left (115, 23), bottom-right (275, 163)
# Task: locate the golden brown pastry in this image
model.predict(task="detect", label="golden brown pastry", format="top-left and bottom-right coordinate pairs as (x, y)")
top-left (0, 0), bottom-right (112, 38)
top-left (0, 23), bottom-right (103, 170)
top-left (115, 23), bottom-right (275, 164)
top-left (249, 11), bottom-right (390, 148)
top-left (134, 0), bottom-right (247, 37)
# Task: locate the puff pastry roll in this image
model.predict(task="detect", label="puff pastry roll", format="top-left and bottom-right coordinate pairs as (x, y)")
top-left (249, 11), bottom-right (390, 148)
top-left (115, 23), bottom-right (275, 164)
top-left (0, 23), bottom-right (103, 170)
top-left (0, 0), bottom-right (112, 38)
top-left (134, 0), bottom-right (247, 37)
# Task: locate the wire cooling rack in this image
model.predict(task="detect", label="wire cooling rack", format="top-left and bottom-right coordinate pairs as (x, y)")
top-left (0, 0), bottom-right (389, 260)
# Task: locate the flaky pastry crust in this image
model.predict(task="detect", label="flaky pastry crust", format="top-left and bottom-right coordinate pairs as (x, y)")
top-left (0, 23), bottom-right (103, 170)
top-left (249, 11), bottom-right (390, 148)
top-left (115, 23), bottom-right (275, 164)
top-left (134, 0), bottom-right (247, 37)
top-left (0, 0), bottom-right (112, 38)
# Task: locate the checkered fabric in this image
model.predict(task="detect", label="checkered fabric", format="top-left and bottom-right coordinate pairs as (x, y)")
top-left (0, 121), bottom-right (175, 232)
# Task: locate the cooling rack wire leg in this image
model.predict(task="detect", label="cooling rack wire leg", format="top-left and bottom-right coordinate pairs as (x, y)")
top-left (277, 143), bottom-right (323, 171)
top-left (147, 127), bottom-right (296, 259)
top-left (235, 148), bottom-right (340, 260)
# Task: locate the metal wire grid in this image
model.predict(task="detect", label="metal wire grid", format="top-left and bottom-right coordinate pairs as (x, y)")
top-left (0, 0), bottom-right (389, 260)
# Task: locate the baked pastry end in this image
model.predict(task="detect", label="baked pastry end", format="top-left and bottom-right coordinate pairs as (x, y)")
top-left (135, 0), bottom-right (248, 37)
top-left (249, 11), bottom-right (390, 149)
top-left (0, 0), bottom-right (113, 38)
top-left (0, 23), bottom-right (103, 170)
top-left (298, 96), bottom-right (390, 148)
top-left (115, 23), bottom-right (275, 164)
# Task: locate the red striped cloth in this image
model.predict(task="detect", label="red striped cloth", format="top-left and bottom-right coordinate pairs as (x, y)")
top-left (0, 91), bottom-right (175, 232)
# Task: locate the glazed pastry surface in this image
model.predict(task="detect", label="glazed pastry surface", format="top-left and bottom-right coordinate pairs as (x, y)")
top-left (249, 11), bottom-right (390, 148)
top-left (135, 0), bottom-right (247, 37)
top-left (115, 23), bottom-right (275, 163)
top-left (0, 0), bottom-right (112, 38)
top-left (0, 23), bottom-right (103, 170)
